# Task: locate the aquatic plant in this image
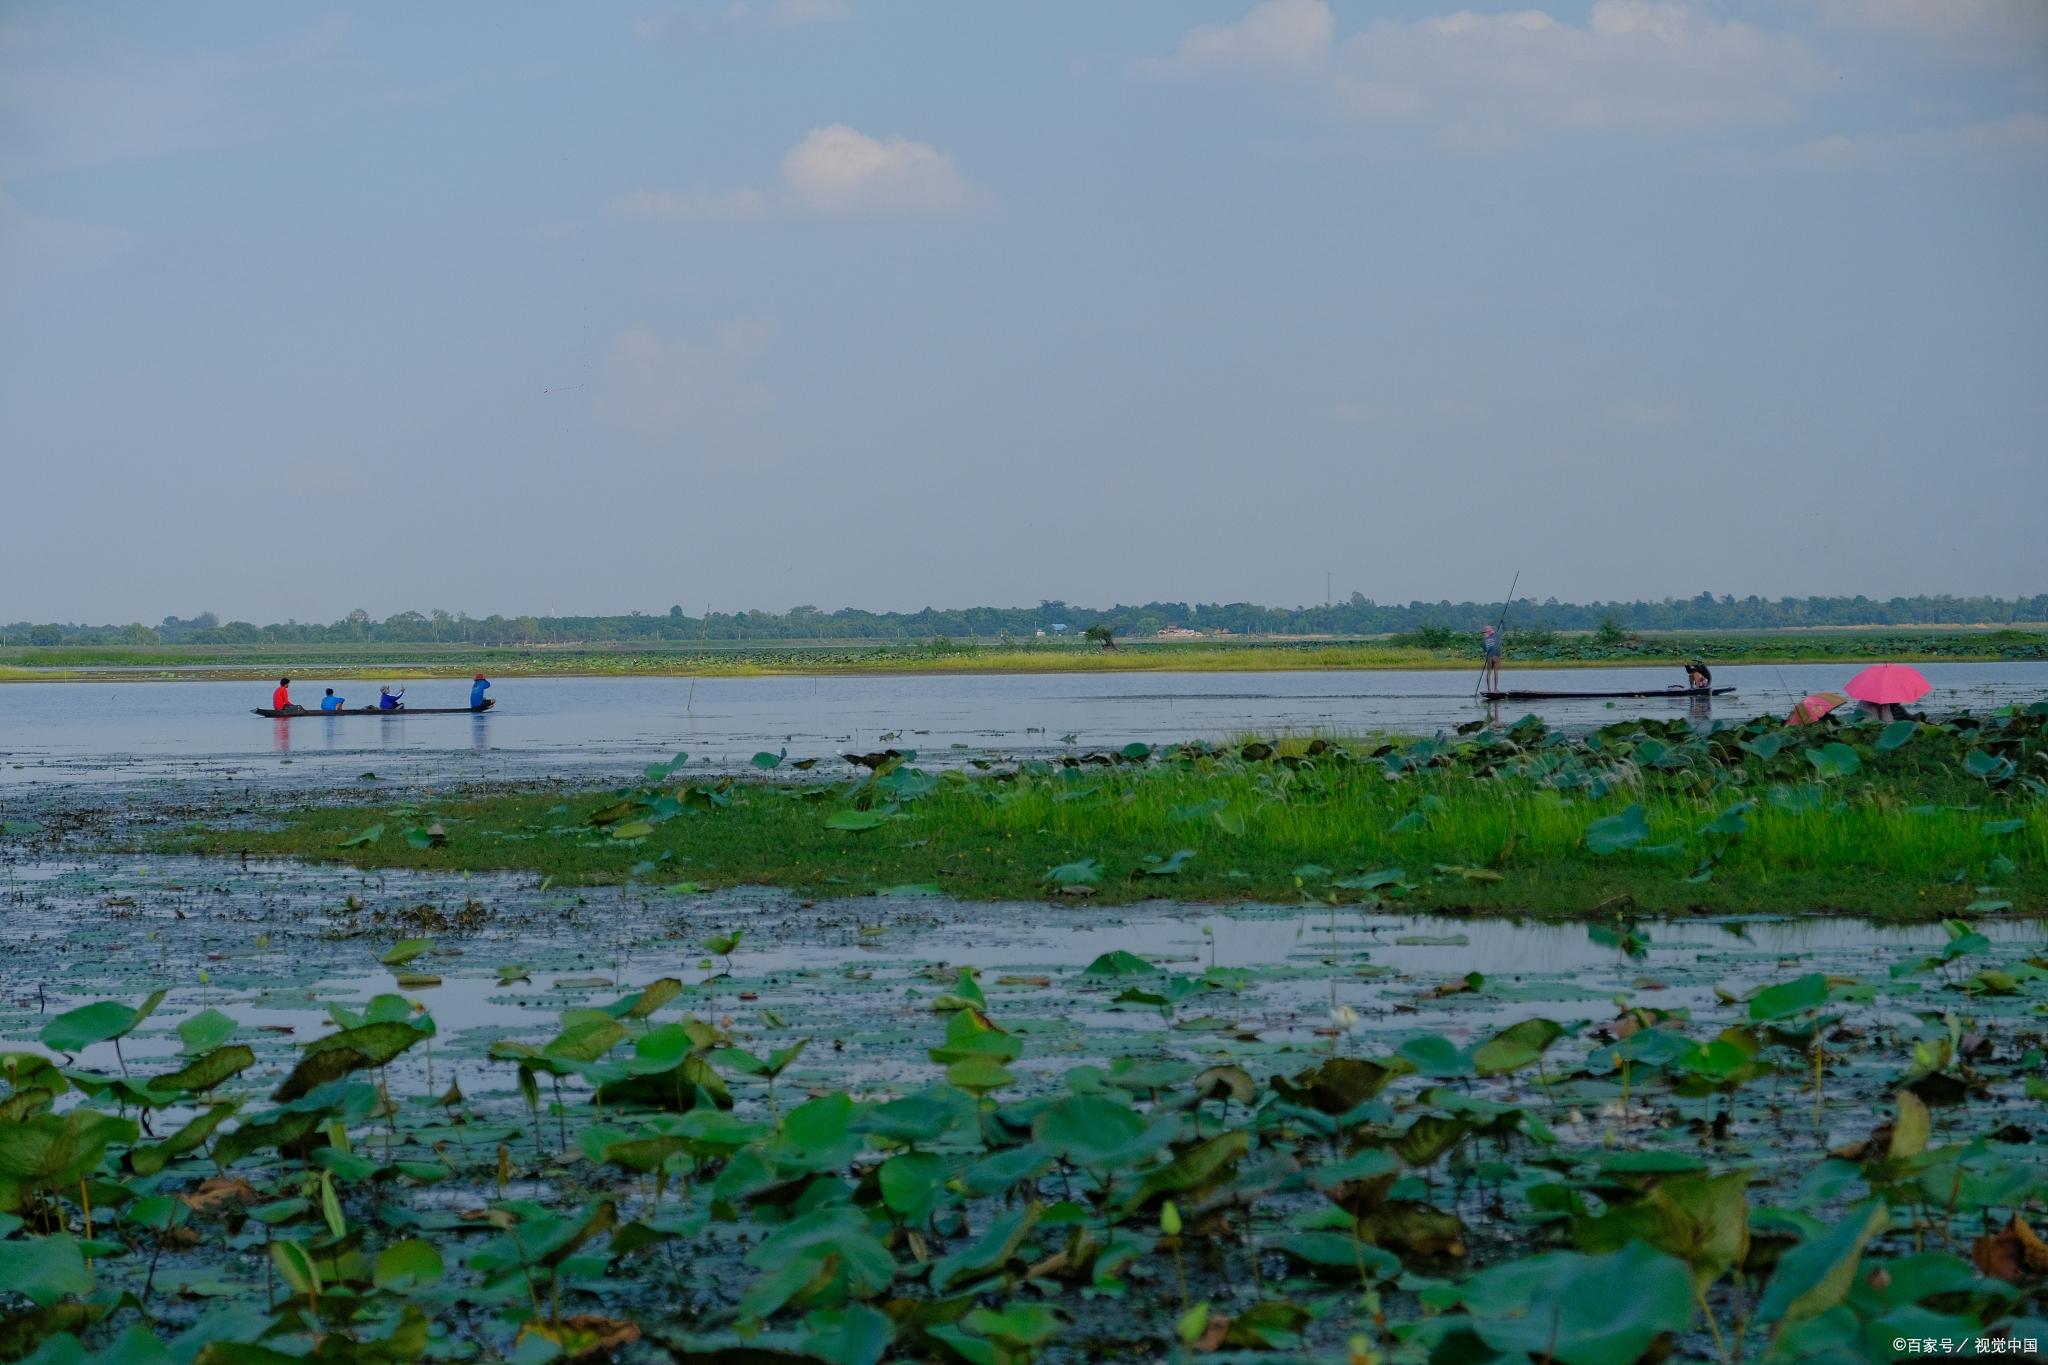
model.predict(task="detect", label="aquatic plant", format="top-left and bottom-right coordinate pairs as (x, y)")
top-left (189, 702), bottom-right (2048, 915)
top-left (3, 901), bottom-right (2047, 1362)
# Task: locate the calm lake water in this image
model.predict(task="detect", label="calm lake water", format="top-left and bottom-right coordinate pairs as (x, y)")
top-left (2, 662), bottom-right (2043, 794)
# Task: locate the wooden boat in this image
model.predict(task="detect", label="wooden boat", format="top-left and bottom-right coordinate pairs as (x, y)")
top-left (253, 699), bottom-right (497, 718)
top-left (1482, 686), bottom-right (1733, 703)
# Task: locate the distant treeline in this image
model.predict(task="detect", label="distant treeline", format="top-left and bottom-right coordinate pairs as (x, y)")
top-left (5, 593), bottom-right (2044, 648)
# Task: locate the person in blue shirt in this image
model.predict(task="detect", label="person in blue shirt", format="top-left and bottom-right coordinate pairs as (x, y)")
top-left (378, 686), bottom-right (405, 711)
top-left (470, 674), bottom-right (491, 709)
top-left (319, 688), bottom-right (346, 712)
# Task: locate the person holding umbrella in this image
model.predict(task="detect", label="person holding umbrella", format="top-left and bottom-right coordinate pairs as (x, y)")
top-left (1844, 663), bottom-right (1931, 723)
top-left (1788, 691), bottom-right (1845, 726)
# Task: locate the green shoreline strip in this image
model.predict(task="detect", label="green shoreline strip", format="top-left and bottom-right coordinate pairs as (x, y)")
top-left (5, 626), bottom-right (2045, 681)
top-left (162, 704), bottom-right (2048, 917)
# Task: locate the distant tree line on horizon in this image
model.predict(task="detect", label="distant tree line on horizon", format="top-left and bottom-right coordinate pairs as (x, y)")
top-left (5, 592), bottom-right (2045, 649)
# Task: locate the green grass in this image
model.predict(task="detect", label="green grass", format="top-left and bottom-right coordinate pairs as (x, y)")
top-left (6, 626), bottom-right (2043, 681)
top-left (167, 725), bottom-right (2045, 917)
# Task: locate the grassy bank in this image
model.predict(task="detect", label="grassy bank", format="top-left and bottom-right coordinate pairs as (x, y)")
top-left (6, 627), bottom-right (2046, 681)
top-left (168, 704), bottom-right (2047, 915)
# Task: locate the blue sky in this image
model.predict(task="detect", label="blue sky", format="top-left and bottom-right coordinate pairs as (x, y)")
top-left (3, 1), bottom-right (2043, 624)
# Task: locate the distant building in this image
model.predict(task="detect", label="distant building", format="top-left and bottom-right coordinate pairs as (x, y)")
top-left (1049, 623), bottom-right (1069, 634)
top-left (1156, 626), bottom-right (1204, 640)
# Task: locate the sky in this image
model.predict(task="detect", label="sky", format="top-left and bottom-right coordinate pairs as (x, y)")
top-left (3, 0), bottom-right (2044, 625)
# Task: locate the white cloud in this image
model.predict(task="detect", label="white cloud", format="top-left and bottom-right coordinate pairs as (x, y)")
top-left (0, 53), bottom-right (246, 178)
top-left (0, 191), bottom-right (136, 276)
top-left (630, 14), bottom-right (685, 43)
top-left (1731, 112), bottom-right (2048, 170)
top-left (278, 16), bottom-right (352, 64)
top-left (1139, 0), bottom-right (1826, 143)
top-left (634, 0), bottom-right (847, 43)
top-left (1134, 0), bottom-right (1335, 78)
top-left (607, 186), bottom-right (769, 221)
top-left (605, 325), bottom-right (713, 432)
top-left (1816, 0), bottom-right (2048, 46)
top-left (0, 18), bottom-right (348, 179)
top-left (609, 125), bottom-right (978, 226)
top-left (1343, 3), bottom-right (1823, 138)
top-left (718, 317), bottom-right (777, 354)
top-left (779, 124), bottom-right (977, 216)
top-left (727, 0), bottom-right (849, 30)
top-left (600, 321), bottom-right (774, 434)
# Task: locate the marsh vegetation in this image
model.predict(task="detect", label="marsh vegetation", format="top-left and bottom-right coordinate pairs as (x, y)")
top-left (1, 702), bottom-right (2043, 1363)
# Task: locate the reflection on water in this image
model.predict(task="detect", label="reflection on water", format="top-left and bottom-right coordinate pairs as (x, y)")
top-left (3, 662), bottom-right (2042, 795)
top-left (272, 712), bottom-right (498, 760)
top-left (1481, 692), bottom-right (1724, 727)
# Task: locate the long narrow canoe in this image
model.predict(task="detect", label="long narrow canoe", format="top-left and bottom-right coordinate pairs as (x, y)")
top-left (253, 699), bottom-right (497, 718)
top-left (1482, 686), bottom-right (1733, 703)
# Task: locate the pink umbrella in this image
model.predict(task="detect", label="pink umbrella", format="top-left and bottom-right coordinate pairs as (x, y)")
top-left (1788, 691), bottom-right (1845, 726)
top-left (1844, 664), bottom-right (1931, 706)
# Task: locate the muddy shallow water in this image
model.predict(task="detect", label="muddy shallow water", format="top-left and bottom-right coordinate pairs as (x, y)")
top-left (6, 852), bottom-right (2041, 1131)
top-left (5, 791), bottom-right (2045, 1356)
top-left (5, 662), bottom-right (2044, 796)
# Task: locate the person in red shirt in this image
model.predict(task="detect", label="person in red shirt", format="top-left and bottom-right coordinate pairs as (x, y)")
top-left (272, 677), bottom-right (296, 712)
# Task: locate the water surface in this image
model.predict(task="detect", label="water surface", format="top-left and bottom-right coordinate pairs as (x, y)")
top-left (5, 661), bottom-right (2041, 796)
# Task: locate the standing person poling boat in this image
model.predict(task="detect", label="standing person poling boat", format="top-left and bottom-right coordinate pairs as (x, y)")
top-left (470, 674), bottom-right (491, 710)
top-left (1472, 570), bottom-right (1520, 705)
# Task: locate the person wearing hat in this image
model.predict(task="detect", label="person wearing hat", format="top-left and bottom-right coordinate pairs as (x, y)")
top-left (1480, 625), bottom-right (1502, 693)
top-left (378, 685), bottom-right (405, 711)
top-left (470, 673), bottom-right (491, 710)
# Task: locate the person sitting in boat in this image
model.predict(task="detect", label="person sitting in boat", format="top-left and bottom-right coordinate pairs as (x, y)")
top-left (271, 677), bottom-right (301, 713)
top-left (1684, 661), bottom-right (1712, 690)
top-left (470, 673), bottom-right (491, 709)
top-left (377, 685), bottom-right (405, 711)
top-left (319, 688), bottom-right (346, 712)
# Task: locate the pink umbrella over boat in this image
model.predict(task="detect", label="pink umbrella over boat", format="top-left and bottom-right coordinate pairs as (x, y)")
top-left (1844, 664), bottom-right (1931, 706)
top-left (1788, 691), bottom-right (1845, 725)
